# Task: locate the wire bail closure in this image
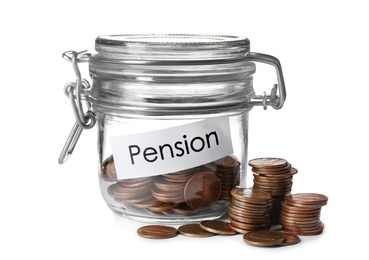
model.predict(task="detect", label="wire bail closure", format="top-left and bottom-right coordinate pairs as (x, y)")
top-left (245, 52), bottom-right (287, 110)
top-left (58, 50), bottom-right (96, 164)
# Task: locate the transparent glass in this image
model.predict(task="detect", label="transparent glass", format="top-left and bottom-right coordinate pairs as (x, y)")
top-left (89, 34), bottom-right (257, 223)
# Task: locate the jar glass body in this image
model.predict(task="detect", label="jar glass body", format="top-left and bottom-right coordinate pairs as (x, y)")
top-left (89, 34), bottom-right (256, 223)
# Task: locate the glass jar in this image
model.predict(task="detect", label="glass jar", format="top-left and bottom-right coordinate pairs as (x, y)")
top-left (59, 34), bottom-right (286, 224)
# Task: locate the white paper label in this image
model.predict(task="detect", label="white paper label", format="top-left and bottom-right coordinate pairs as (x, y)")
top-left (110, 116), bottom-right (233, 180)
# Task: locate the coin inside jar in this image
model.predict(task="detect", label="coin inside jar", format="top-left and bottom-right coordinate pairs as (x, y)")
top-left (184, 172), bottom-right (221, 210)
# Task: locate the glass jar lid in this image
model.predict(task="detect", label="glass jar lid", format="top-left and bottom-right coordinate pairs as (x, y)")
top-left (94, 34), bottom-right (250, 61)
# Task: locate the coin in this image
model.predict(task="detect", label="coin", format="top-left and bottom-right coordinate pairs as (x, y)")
top-left (285, 201), bottom-right (324, 210)
top-left (102, 155), bottom-right (117, 181)
top-left (172, 202), bottom-right (199, 215)
top-left (137, 225), bottom-right (178, 239)
top-left (249, 158), bottom-right (288, 169)
top-left (281, 200), bottom-right (321, 214)
top-left (231, 188), bottom-right (272, 203)
top-left (213, 156), bottom-right (241, 169)
top-left (153, 176), bottom-right (186, 192)
top-left (228, 211), bottom-right (270, 225)
top-left (287, 193), bottom-right (328, 206)
top-left (243, 230), bottom-right (285, 247)
top-left (252, 163), bottom-right (292, 174)
top-left (184, 172), bottom-right (221, 209)
top-left (151, 184), bottom-right (185, 203)
top-left (231, 222), bottom-right (268, 233)
top-left (199, 220), bottom-right (237, 235)
top-left (277, 231), bottom-right (300, 246)
top-left (178, 223), bottom-right (216, 238)
top-left (148, 201), bottom-right (177, 211)
top-left (118, 176), bottom-right (152, 187)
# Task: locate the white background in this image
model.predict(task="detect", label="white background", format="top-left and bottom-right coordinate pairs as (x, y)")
top-left (1, 0), bottom-right (368, 259)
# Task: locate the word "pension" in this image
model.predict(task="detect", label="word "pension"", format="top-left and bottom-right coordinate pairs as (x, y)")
top-left (129, 132), bottom-right (219, 164)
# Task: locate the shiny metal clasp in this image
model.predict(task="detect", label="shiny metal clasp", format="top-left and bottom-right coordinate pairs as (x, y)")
top-left (58, 50), bottom-right (96, 164)
top-left (245, 52), bottom-right (287, 110)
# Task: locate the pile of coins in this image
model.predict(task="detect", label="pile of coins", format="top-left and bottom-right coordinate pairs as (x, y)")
top-left (108, 176), bottom-right (156, 210)
top-left (249, 157), bottom-right (298, 224)
top-left (137, 221), bottom-right (301, 247)
top-left (134, 156), bottom-right (329, 249)
top-left (228, 188), bottom-right (272, 233)
top-left (205, 156), bottom-right (240, 200)
top-left (103, 155), bottom-right (241, 216)
top-left (280, 193), bottom-right (328, 235)
top-left (151, 170), bottom-right (195, 204)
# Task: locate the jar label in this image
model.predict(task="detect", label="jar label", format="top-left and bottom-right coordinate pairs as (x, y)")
top-left (110, 116), bottom-right (234, 180)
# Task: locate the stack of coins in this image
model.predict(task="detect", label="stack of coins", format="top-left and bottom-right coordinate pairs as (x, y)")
top-left (228, 188), bottom-right (272, 233)
top-left (108, 176), bottom-right (156, 208)
top-left (280, 193), bottom-right (328, 235)
top-left (205, 156), bottom-right (240, 200)
top-left (151, 169), bottom-right (196, 204)
top-left (249, 157), bottom-right (297, 224)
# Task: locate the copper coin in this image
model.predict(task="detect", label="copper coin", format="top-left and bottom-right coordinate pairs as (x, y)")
top-left (112, 183), bottom-right (153, 200)
top-left (148, 201), bottom-right (177, 211)
top-left (102, 155), bottom-right (117, 181)
top-left (280, 211), bottom-right (320, 219)
top-left (230, 200), bottom-right (269, 211)
top-left (281, 200), bottom-right (321, 214)
top-left (118, 176), bottom-right (153, 187)
top-left (286, 201), bottom-right (324, 209)
top-left (144, 208), bottom-right (165, 216)
top-left (243, 230), bottom-right (285, 247)
top-left (253, 178), bottom-right (293, 186)
top-left (282, 222), bottom-right (325, 236)
top-left (231, 188), bottom-right (272, 203)
top-left (178, 223), bottom-right (216, 238)
top-left (229, 204), bottom-right (270, 217)
top-left (252, 163), bottom-right (292, 174)
top-left (151, 185), bottom-right (185, 203)
top-left (287, 193), bottom-right (328, 205)
top-left (249, 158), bottom-right (288, 169)
top-left (184, 172), bottom-right (221, 209)
top-left (213, 156), bottom-right (241, 169)
top-left (137, 225), bottom-right (178, 239)
top-left (153, 176), bottom-right (186, 192)
top-left (163, 169), bottom-right (196, 182)
top-left (277, 231), bottom-right (300, 246)
top-left (130, 197), bottom-right (158, 209)
top-left (281, 221), bottom-right (324, 234)
top-left (253, 172), bottom-right (296, 179)
top-left (230, 218), bottom-right (269, 230)
top-left (228, 223), bottom-right (250, 234)
top-left (199, 220), bottom-right (237, 235)
top-left (228, 211), bottom-right (270, 225)
top-left (172, 203), bottom-right (199, 215)
top-left (280, 217), bottom-right (321, 226)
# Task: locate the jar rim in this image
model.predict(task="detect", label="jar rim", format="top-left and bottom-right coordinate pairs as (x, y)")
top-left (96, 33), bottom-right (249, 45)
top-left (94, 34), bottom-right (250, 61)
